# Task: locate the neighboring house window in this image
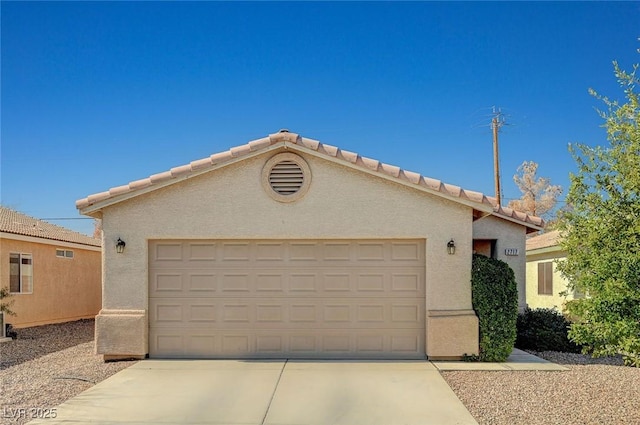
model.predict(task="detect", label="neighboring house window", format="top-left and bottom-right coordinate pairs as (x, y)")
top-left (537, 261), bottom-right (553, 295)
top-left (9, 253), bottom-right (33, 294)
top-left (56, 249), bottom-right (74, 259)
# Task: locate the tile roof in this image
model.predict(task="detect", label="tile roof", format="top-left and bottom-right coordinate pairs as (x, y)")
top-left (526, 230), bottom-right (561, 251)
top-left (0, 206), bottom-right (101, 247)
top-left (76, 130), bottom-right (543, 229)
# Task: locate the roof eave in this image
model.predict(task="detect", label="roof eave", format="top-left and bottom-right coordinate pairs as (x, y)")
top-left (78, 140), bottom-right (497, 216)
top-left (78, 143), bottom-right (286, 216)
top-left (491, 212), bottom-right (544, 233)
top-left (526, 245), bottom-right (564, 256)
top-left (288, 144), bottom-right (496, 213)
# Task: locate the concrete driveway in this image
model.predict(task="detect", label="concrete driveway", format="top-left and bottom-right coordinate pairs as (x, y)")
top-left (29, 360), bottom-right (478, 425)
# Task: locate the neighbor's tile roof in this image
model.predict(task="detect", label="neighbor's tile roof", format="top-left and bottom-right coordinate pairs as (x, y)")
top-left (76, 130), bottom-right (543, 229)
top-left (0, 206), bottom-right (101, 247)
top-left (526, 230), bottom-right (561, 251)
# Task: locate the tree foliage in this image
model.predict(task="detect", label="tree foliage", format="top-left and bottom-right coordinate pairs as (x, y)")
top-left (0, 287), bottom-right (16, 317)
top-left (556, 61), bottom-right (640, 367)
top-left (507, 161), bottom-right (562, 219)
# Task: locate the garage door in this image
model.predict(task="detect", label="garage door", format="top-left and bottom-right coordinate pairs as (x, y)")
top-left (149, 239), bottom-right (425, 359)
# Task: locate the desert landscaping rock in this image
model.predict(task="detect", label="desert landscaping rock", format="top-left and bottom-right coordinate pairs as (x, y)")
top-left (0, 321), bottom-right (137, 425)
top-left (441, 351), bottom-right (640, 425)
top-left (1, 320), bottom-right (639, 425)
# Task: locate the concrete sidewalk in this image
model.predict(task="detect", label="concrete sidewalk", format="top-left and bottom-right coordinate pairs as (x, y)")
top-left (28, 360), bottom-right (478, 425)
top-left (431, 348), bottom-right (569, 371)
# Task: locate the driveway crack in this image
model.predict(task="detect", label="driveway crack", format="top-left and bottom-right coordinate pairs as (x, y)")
top-left (261, 359), bottom-right (288, 425)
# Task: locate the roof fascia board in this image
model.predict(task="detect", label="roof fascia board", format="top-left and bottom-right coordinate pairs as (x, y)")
top-left (286, 144), bottom-right (496, 213)
top-left (481, 211), bottom-right (544, 232)
top-left (526, 245), bottom-right (564, 257)
top-left (79, 143), bottom-right (286, 215)
top-left (0, 232), bottom-right (102, 251)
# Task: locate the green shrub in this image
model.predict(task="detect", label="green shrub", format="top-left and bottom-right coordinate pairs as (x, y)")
top-left (471, 254), bottom-right (518, 362)
top-left (516, 308), bottom-right (582, 353)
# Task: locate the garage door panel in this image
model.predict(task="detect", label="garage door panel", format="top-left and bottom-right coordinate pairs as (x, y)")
top-left (149, 239), bottom-right (425, 359)
top-left (152, 269), bottom-right (424, 298)
top-left (149, 329), bottom-right (424, 359)
top-left (151, 297), bottom-right (423, 330)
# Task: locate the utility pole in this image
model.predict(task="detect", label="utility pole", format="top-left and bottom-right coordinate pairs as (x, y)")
top-left (492, 107), bottom-right (505, 205)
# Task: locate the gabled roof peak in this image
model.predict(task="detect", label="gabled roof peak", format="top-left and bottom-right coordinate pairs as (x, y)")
top-left (76, 130), bottom-right (543, 230)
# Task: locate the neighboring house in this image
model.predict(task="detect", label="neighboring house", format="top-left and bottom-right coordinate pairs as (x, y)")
top-left (0, 206), bottom-right (102, 327)
top-left (77, 130), bottom-right (542, 361)
top-left (525, 230), bottom-right (580, 310)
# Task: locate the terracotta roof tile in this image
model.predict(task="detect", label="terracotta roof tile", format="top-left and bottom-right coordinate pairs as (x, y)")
top-left (75, 130), bottom-right (543, 229)
top-left (150, 171), bottom-right (172, 184)
top-left (421, 176), bottom-right (442, 191)
top-left (248, 137), bottom-right (271, 151)
top-left (338, 149), bottom-right (358, 163)
top-left (401, 170), bottom-right (421, 185)
top-left (230, 144), bottom-right (252, 157)
top-left (380, 163), bottom-right (401, 178)
top-left (129, 178), bottom-right (152, 190)
top-left (1, 206), bottom-right (101, 247)
top-left (299, 137), bottom-right (320, 150)
top-left (319, 143), bottom-right (339, 157)
top-left (359, 156), bottom-right (380, 171)
top-left (109, 185), bottom-right (131, 196)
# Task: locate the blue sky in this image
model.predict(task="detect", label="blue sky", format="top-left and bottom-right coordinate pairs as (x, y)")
top-left (2, 1), bottom-right (639, 235)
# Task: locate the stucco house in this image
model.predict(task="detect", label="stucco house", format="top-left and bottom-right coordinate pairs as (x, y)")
top-left (0, 206), bottom-right (102, 328)
top-left (77, 130), bottom-right (542, 361)
top-left (525, 230), bottom-right (581, 310)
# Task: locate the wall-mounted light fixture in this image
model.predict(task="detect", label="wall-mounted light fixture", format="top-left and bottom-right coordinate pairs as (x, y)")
top-left (115, 238), bottom-right (126, 254)
top-left (447, 239), bottom-right (456, 255)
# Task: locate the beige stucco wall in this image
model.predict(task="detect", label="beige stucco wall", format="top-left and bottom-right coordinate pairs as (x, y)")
top-left (473, 215), bottom-right (528, 311)
top-left (0, 236), bottom-right (101, 328)
top-left (526, 249), bottom-right (575, 310)
top-left (96, 148), bottom-right (484, 358)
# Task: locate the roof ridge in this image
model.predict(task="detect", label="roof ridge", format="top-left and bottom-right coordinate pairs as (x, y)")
top-left (0, 205), bottom-right (101, 247)
top-left (75, 130), bottom-right (543, 229)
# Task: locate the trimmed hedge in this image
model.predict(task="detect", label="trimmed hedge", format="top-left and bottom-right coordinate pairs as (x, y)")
top-left (516, 307), bottom-right (581, 353)
top-left (471, 254), bottom-right (519, 362)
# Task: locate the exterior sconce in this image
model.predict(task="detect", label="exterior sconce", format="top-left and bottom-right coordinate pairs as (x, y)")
top-left (115, 238), bottom-right (126, 254)
top-left (447, 239), bottom-right (456, 255)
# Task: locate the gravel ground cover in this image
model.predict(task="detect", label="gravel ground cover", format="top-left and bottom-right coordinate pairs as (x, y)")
top-left (0, 320), bottom-right (95, 370)
top-left (0, 320), bottom-right (137, 425)
top-left (2, 320), bottom-right (639, 425)
top-left (441, 351), bottom-right (640, 425)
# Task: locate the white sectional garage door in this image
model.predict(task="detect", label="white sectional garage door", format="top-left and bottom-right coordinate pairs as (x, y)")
top-left (149, 239), bottom-right (425, 359)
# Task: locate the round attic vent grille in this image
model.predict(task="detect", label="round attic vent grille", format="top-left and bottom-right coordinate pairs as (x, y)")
top-left (269, 160), bottom-right (304, 195)
top-left (262, 153), bottom-right (311, 203)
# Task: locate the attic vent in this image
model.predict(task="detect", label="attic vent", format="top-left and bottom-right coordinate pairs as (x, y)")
top-left (269, 160), bottom-right (304, 195)
top-left (262, 153), bottom-right (311, 203)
